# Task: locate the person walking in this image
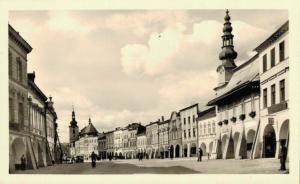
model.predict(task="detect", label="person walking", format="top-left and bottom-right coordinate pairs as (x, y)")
top-left (279, 144), bottom-right (287, 171)
top-left (20, 154), bottom-right (26, 170)
top-left (198, 148), bottom-right (203, 162)
top-left (91, 151), bottom-right (97, 168)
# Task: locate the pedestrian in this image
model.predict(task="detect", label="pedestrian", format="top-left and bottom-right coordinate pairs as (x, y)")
top-left (91, 151), bottom-right (97, 168)
top-left (208, 153), bottom-right (210, 160)
top-left (279, 144), bottom-right (287, 171)
top-left (198, 148), bottom-right (203, 162)
top-left (20, 154), bottom-right (26, 170)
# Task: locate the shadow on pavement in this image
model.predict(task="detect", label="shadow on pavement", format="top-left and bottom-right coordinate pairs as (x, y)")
top-left (14, 162), bottom-right (200, 174)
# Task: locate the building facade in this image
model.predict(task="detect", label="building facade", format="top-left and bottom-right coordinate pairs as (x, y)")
top-left (106, 131), bottom-right (114, 158)
top-left (9, 25), bottom-right (60, 172)
top-left (98, 133), bottom-right (107, 159)
top-left (197, 106), bottom-right (217, 159)
top-left (208, 11), bottom-right (260, 160)
top-left (74, 118), bottom-right (99, 161)
top-left (113, 127), bottom-right (123, 158)
top-left (146, 121), bottom-right (159, 159)
top-left (254, 21), bottom-right (289, 159)
top-left (180, 104), bottom-right (199, 157)
top-left (137, 131), bottom-right (147, 156)
top-left (158, 117), bottom-right (170, 158)
top-left (168, 111), bottom-right (182, 158)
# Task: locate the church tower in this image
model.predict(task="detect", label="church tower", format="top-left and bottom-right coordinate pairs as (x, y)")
top-left (216, 10), bottom-right (237, 88)
top-left (69, 106), bottom-right (79, 146)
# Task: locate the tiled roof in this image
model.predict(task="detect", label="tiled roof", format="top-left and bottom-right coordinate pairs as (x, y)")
top-left (208, 54), bottom-right (259, 105)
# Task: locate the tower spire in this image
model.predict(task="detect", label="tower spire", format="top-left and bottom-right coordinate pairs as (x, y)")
top-left (219, 9), bottom-right (237, 68)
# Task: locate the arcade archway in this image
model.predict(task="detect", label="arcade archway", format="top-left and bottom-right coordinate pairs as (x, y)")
top-left (263, 124), bottom-right (276, 158)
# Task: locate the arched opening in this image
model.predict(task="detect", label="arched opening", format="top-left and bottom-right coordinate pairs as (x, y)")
top-left (200, 143), bottom-right (207, 156)
top-left (183, 144), bottom-right (188, 157)
top-left (279, 120), bottom-right (289, 147)
top-left (246, 129), bottom-right (256, 159)
top-left (119, 152), bottom-right (123, 159)
top-left (169, 145), bottom-right (174, 158)
top-left (37, 142), bottom-right (45, 167)
top-left (190, 143), bottom-right (197, 157)
top-left (175, 145), bottom-right (180, 158)
top-left (227, 136), bottom-right (234, 159)
top-left (11, 138), bottom-right (26, 170)
top-left (159, 146), bottom-right (164, 159)
top-left (263, 124), bottom-right (276, 158)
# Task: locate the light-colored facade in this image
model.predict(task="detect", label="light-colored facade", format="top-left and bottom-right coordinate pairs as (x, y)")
top-left (158, 118), bottom-right (170, 158)
top-left (9, 24), bottom-right (61, 172)
top-left (254, 21), bottom-right (289, 159)
top-left (113, 127), bottom-right (123, 158)
top-left (98, 133), bottom-right (106, 159)
top-left (197, 107), bottom-right (217, 159)
top-left (137, 133), bottom-right (147, 154)
top-left (74, 118), bottom-right (99, 161)
top-left (168, 111), bottom-right (182, 158)
top-left (208, 11), bottom-right (261, 159)
top-left (106, 131), bottom-right (114, 158)
top-left (146, 122), bottom-right (159, 159)
top-left (180, 104), bottom-right (198, 157)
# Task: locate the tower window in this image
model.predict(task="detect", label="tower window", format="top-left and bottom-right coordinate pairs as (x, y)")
top-left (270, 48), bottom-right (275, 68)
top-left (73, 129), bottom-right (75, 134)
top-left (279, 41), bottom-right (285, 62)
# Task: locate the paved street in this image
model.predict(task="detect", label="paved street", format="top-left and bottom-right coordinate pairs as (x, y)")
top-left (15, 158), bottom-right (289, 174)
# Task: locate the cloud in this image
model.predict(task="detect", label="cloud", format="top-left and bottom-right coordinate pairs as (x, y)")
top-left (47, 11), bottom-right (91, 33)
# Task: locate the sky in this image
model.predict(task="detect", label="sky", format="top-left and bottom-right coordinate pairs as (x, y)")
top-left (9, 10), bottom-right (288, 143)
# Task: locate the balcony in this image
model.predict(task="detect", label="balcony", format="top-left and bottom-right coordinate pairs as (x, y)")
top-left (267, 101), bottom-right (288, 114)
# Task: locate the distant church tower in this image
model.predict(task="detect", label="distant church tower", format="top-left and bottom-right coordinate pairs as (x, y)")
top-left (216, 10), bottom-right (237, 89)
top-left (69, 106), bottom-right (79, 146)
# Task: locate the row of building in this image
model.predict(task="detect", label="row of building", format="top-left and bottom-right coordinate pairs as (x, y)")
top-left (68, 11), bottom-right (289, 162)
top-left (9, 24), bottom-right (63, 172)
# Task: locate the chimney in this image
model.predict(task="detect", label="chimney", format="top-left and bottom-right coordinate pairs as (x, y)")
top-left (161, 116), bottom-right (164, 122)
top-left (28, 71), bottom-right (35, 82)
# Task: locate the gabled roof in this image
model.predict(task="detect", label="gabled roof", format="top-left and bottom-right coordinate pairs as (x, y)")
top-left (254, 20), bottom-right (288, 53)
top-left (179, 103), bottom-right (198, 112)
top-left (207, 54), bottom-right (259, 106)
top-left (80, 122), bottom-right (98, 136)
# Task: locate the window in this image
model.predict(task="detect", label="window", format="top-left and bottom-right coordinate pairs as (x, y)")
top-left (16, 57), bottom-right (22, 82)
top-left (199, 124), bottom-right (202, 135)
top-left (212, 122), bottom-right (216, 133)
top-left (279, 41), bottom-right (285, 62)
top-left (73, 129), bottom-right (75, 134)
top-left (208, 123), bottom-right (211, 134)
top-left (263, 54), bottom-right (267, 72)
top-left (193, 128), bottom-right (196, 137)
top-left (183, 118), bottom-right (186, 125)
top-left (271, 84), bottom-right (276, 105)
top-left (270, 48), bottom-right (275, 67)
top-left (280, 80), bottom-right (285, 102)
top-left (9, 98), bottom-right (13, 122)
top-left (18, 102), bottom-right (24, 124)
top-left (188, 129), bottom-right (191, 138)
top-left (263, 88), bottom-right (268, 108)
top-left (203, 124), bottom-right (206, 134)
top-left (188, 116), bottom-right (190, 124)
top-left (9, 51), bottom-right (12, 77)
top-left (193, 115), bottom-right (195, 123)
top-left (184, 130), bottom-right (186, 138)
